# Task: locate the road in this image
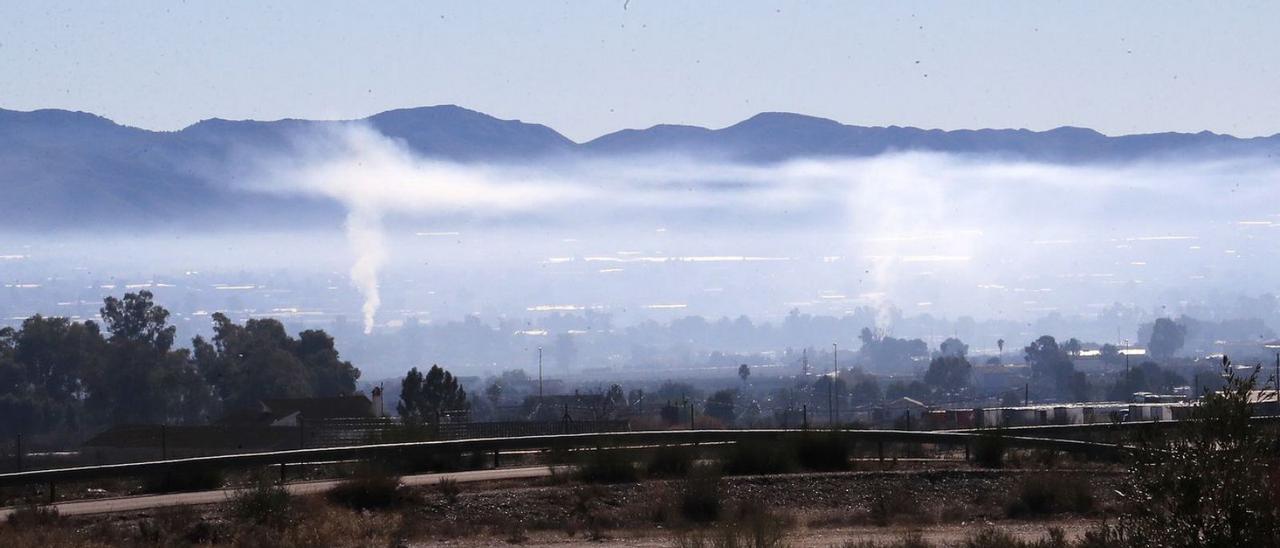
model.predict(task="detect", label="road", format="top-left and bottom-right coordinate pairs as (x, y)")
top-left (0, 465), bottom-right (556, 519)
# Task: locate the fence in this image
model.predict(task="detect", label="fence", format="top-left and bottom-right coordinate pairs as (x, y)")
top-left (304, 418), bottom-right (631, 447)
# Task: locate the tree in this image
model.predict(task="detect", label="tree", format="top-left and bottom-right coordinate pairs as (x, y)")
top-left (738, 363), bottom-right (751, 382)
top-left (885, 380), bottom-right (931, 401)
top-left (100, 291), bottom-right (176, 352)
top-left (397, 364), bottom-right (469, 423)
top-left (1023, 335), bottom-right (1088, 402)
top-left (193, 314), bottom-right (359, 411)
top-left (924, 355), bottom-right (972, 393)
top-left (88, 291), bottom-right (210, 425)
top-left (1062, 337), bottom-right (1083, 357)
top-left (850, 377), bottom-right (882, 404)
top-left (704, 389), bottom-right (737, 425)
top-left (1000, 390), bottom-right (1022, 407)
top-left (485, 381), bottom-right (503, 407)
top-left (1099, 343), bottom-right (1124, 366)
top-left (1147, 318), bottom-right (1187, 362)
top-left (939, 337), bottom-right (969, 358)
top-left (1106, 359), bottom-right (1280, 546)
top-left (997, 338), bottom-right (1005, 353)
top-left (857, 328), bottom-right (929, 370)
top-left (1108, 361), bottom-right (1188, 401)
top-left (605, 384), bottom-right (626, 409)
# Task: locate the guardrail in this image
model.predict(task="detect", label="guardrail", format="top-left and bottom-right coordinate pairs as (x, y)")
top-left (0, 429), bottom-right (1126, 492)
top-left (944, 414), bottom-right (1280, 437)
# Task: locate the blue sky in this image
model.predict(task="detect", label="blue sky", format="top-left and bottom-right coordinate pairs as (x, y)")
top-left (1, 1), bottom-right (1277, 141)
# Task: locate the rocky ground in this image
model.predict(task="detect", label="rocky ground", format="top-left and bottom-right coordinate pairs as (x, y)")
top-left (0, 467), bottom-right (1125, 547)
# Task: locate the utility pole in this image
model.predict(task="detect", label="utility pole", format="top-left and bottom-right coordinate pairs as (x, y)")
top-left (830, 343), bottom-right (837, 427)
top-left (1264, 350), bottom-right (1274, 409)
top-left (1024, 383), bottom-right (1029, 407)
top-left (538, 347), bottom-right (544, 401)
top-left (829, 343), bottom-right (839, 427)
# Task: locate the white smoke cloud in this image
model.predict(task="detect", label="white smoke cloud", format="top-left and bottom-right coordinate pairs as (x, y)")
top-left (233, 123), bottom-right (1280, 333)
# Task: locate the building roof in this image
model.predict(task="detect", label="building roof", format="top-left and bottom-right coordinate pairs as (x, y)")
top-left (217, 395), bottom-right (374, 426)
top-left (884, 397), bottom-right (926, 409)
top-left (84, 424), bottom-right (293, 450)
top-left (263, 395), bottom-right (374, 421)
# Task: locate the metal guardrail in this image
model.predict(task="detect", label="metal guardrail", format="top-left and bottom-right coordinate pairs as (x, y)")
top-left (944, 414), bottom-right (1280, 436)
top-left (0, 429), bottom-right (1126, 490)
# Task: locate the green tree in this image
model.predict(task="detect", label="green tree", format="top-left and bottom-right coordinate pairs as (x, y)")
top-left (397, 364), bottom-right (469, 423)
top-left (1147, 317), bottom-right (1187, 362)
top-left (738, 363), bottom-right (751, 382)
top-left (193, 313), bottom-right (359, 411)
top-left (88, 291), bottom-right (211, 425)
top-left (704, 389), bottom-right (737, 425)
top-left (1024, 335), bottom-right (1088, 401)
top-left (939, 337), bottom-right (968, 358)
top-left (1107, 358), bottom-right (1280, 546)
top-left (923, 355), bottom-right (971, 393)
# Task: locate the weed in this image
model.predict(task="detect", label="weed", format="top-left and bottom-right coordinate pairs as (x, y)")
top-left (437, 477), bottom-right (461, 505)
top-left (326, 465), bottom-right (408, 510)
top-left (228, 476), bottom-right (293, 529)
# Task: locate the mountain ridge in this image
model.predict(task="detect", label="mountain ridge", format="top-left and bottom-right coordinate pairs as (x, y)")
top-left (0, 104), bottom-right (1277, 228)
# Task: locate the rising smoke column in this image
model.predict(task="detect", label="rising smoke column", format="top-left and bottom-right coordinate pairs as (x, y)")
top-left (346, 206), bottom-right (386, 334)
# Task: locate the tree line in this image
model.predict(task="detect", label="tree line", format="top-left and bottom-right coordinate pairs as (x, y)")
top-left (0, 291), bottom-right (360, 440)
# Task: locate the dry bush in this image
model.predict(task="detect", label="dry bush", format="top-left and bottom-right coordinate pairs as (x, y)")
top-left (576, 448), bottom-right (640, 484)
top-left (565, 484), bottom-right (617, 540)
top-left (142, 465), bottom-right (225, 493)
top-left (326, 466), bottom-right (410, 510)
top-left (230, 496), bottom-right (403, 548)
top-left (671, 504), bottom-right (792, 548)
top-left (135, 506), bottom-right (221, 546)
top-left (680, 465), bottom-right (724, 523)
top-left (869, 488), bottom-right (922, 527)
top-left (794, 432), bottom-right (852, 471)
top-left (4, 500), bottom-right (61, 529)
top-left (974, 429), bottom-right (1006, 468)
top-left (1005, 474), bottom-right (1095, 518)
top-left (647, 444), bottom-right (698, 478)
top-left (721, 439), bottom-right (795, 475)
top-left (436, 477), bottom-right (461, 505)
top-left (228, 475), bottom-right (293, 529)
top-left (841, 533), bottom-right (932, 548)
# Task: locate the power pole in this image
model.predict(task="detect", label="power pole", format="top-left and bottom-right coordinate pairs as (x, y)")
top-left (829, 343), bottom-right (839, 427)
top-left (1024, 383), bottom-right (1029, 407)
top-left (830, 343), bottom-right (838, 427)
top-left (538, 347), bottom-right (544, 401)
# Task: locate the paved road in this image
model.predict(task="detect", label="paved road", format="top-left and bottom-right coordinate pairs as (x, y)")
top-left (0, 465), bottom-right (557, 519)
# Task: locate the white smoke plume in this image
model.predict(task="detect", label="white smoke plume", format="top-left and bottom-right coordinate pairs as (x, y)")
top-left (234, 123), bottom-right (1280, 334)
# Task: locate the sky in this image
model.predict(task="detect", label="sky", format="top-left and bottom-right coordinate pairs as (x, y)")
top-left (1, 1), bottom-right (1278, 142)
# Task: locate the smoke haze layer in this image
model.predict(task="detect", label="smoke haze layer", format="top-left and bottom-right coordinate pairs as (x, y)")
top-left (216, 124), bottom-right (1280, 334)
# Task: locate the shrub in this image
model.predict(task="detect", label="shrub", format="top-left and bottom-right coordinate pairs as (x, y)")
top-left (1103, 361), bottom-right (1280, 546)
top-left (841, 533), bottom-right (932, 548)
top-left (1005, 474), bottom-right (1095, 518)
top-left (679, 465), bottom-right (724, 523)
top-left (722, 438), bottom-right (795, 475)
top-left (576, 448), bottom-right (640, 484)
top-left (795, 432), bottom-right (852, 471)
top-left (143, 465), bottom-right (225, 493)
top-left (326, 466), bottom-right (408, 510)
top-left (4, 500), bottom-right (61, 529)
top-left (437, 477), bottom-right (460, 505)
top-left (731, 498), bottom-right (793, 547)
top-left (228, 477), bottom-right (293, 529)
top-left (647, 444), bottom-right (697, 478)
top-left (973, 429), bottom-right (1006, 468)
top-left (869, 488), bottom-right (919, 526)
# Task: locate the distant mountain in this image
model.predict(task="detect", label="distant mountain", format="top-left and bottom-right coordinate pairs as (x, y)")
top-left (585, 112), bottom-right (1280, 163)
top-left (0, 105), bottom-right (1276, 229)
